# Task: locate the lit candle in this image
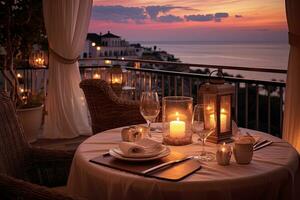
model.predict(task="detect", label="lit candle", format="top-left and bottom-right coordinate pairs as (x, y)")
top-left (206, 105), bottom-right (215, 129)
top-left (93, 73), bottom-right (101, 79)
top-left (220, 108), bottom-right (228, 132)
top-left (207, 107), bottom-right (228, 132)
top-left (170, 112), bottom-right (186, 138)
top-left (216, 142), bottom-right (232, 166)
top-left (209, 113), bottom-right (216, 129)
top-left (112, 78), bottom-right (122, 84)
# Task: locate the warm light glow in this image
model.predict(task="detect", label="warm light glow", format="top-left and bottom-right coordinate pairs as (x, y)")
top-left (111, 77), bottom-right (122, 84)
top-left (34, 57), bottom-right (44, 65)
top-left (19, 88), bottom-right (24, 93)
top-left (17, 73), bottom-right (22, 78)
top-left (220, 109), bottom-right (228, 133)
top-left (93, 73), bottom-right (101, 79)
top-left (104, 60), bottom-right (112, 65)
top-left (206, 105), bottom-right (212, 111)
top-left (121, 57), bottom-right (125, 60)
top-left (96, 46), bottom-right (101, 51)
top-left (207, 106), bottom-right (228, 132)
top-left (134, 62), bottom-right (141, 69)
top-left (170, 112), bottom-right (186, 138)
top-left (221, 142), bottom-right (226, 152)
top-left (92, 42), bottom-right (96, 46)
top-left (209, 113), bottom-right (216, 129)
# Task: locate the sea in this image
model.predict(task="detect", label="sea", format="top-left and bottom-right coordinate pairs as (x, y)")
top-left (137, 41), bottom-right (289, 81)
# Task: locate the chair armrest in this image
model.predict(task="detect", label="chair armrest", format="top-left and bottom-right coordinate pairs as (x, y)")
top-left (0, 174), bottom-right (76, 200)
top-left (30, 147), bottom-right (75, 162)
top-left (29, 148), bottom-right (75, 187)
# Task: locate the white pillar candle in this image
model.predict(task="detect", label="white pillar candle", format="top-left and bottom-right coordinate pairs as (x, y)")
top-left (170, 117), bottom-right (186, 138)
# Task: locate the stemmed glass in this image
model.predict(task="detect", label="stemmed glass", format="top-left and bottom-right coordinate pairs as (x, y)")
top-left (140, 91), bottom-right (160, 137)
top-left (192, 104), bottom-right (215, 161)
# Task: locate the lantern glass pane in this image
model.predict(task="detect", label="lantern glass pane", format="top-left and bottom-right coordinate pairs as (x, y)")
top-left (220, 95), bottom-right (231, 133)
top-left (111, 73), bottom-right (122, 84)
top-left (162, 96), bottom-right (193, 145)
top-left (203, 94), bottom-right (217, 130)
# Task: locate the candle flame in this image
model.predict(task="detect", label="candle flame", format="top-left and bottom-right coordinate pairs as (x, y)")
top-left (206, 105), bottom-right (212, 110)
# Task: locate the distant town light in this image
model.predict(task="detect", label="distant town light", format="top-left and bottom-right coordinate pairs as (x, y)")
top-left (96, 46), bottom-right (101, 51)
top-left (17, 73), bottom-right (22, 78)
top-left (104, 60), bottom-right (112, 65)
top-left (92, 42), bottom-right (96, 47)
top-left (19, 87), bottom-right (24, 93)
top-left (121, 57), bottom-right (125, 60)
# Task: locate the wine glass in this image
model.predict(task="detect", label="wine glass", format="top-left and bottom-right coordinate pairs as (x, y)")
top-left (192, 104), bottom-right (215, 161)
top-left (140, 91), bottom-right (160, 137)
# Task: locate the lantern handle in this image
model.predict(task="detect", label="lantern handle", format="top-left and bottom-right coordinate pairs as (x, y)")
top-left (208, 69), bottom-right (225, 84)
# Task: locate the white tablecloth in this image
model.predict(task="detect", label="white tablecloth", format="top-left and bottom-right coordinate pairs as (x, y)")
top-left (67, 126), bottom-right (299, 200)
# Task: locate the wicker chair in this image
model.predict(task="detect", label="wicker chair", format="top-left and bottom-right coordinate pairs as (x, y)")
top-left (80, 79), bottom-right (145, 134)
top-left (0, 92), bottom-right (77, 200)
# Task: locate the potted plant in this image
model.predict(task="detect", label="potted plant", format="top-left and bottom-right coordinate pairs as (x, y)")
top-left (17, 91), bottom-right (45, 142)
top-left (0, 0), bottom-right (47, 143)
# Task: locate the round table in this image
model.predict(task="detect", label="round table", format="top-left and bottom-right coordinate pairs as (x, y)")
top-left (67, 126), bottom-right (299, 200)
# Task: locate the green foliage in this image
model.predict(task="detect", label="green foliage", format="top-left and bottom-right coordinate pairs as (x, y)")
top-left (0, 0), bottom-right (47, 63)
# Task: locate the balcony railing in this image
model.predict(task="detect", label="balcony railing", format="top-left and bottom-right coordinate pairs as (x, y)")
top-left (0, 58), bottom-right (286, 137)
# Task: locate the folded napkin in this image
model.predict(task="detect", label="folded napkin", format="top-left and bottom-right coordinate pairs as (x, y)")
top-left (118, 138), bottom-right (163, 158)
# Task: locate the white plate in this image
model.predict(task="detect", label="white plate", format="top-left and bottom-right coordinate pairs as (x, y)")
top-left (113, 145), bottom-right (167, 158)
top-left (109, 147), bottom-right (170, 161)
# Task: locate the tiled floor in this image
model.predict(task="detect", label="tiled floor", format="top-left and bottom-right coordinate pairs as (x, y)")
top-left (31, 135), bottom-right (89, 151)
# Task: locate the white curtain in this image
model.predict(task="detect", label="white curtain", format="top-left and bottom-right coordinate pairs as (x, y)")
top-left (42, 0), bottom-right (92, 138)
top-left (283, 0), bottom-right (300, 152)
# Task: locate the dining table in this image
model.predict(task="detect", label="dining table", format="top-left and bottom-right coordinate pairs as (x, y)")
top-left (67, 124), bottom-right (300, 200)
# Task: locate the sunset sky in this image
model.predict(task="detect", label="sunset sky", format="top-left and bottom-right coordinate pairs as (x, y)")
top-left (89, 0), bottom-right (288, 42)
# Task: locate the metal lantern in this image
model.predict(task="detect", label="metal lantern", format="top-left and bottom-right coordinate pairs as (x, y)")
top-left (29, 50), bottom-right (48, 68)
top-left (107, 65), bottom-right (123, 96)
top-left (109, 65), bottom-right (123, 85)
top-left (162, 96), bottom-right (193, 146)
top-left (198, 81), bottom-right (235, 144)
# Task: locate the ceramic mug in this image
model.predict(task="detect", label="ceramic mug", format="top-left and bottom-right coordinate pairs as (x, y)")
top-left (233, 142), bottom-right (253, 164)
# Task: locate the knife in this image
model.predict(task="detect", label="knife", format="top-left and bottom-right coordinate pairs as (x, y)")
top-left (142, 156), bottom-right (193, 174)
top-left (253, 139), bottom-right (268, 149)
top-left (254, 141), bottom-right (273, 151)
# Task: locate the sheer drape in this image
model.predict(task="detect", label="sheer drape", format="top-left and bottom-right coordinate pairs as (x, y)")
top-left (283, 0), bottom-right (300, 152)
top-left (42, 0), bottom-right (92, 138)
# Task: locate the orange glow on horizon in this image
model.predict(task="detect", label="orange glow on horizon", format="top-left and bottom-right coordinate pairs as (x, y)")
top-left (90, 0), bottom-right (287, 41)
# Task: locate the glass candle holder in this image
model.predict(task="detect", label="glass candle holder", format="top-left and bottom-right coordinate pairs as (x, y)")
top-left (216, 143), bottom-right (232, 166)
top-left (162, 96), bottom-right (193, 146)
